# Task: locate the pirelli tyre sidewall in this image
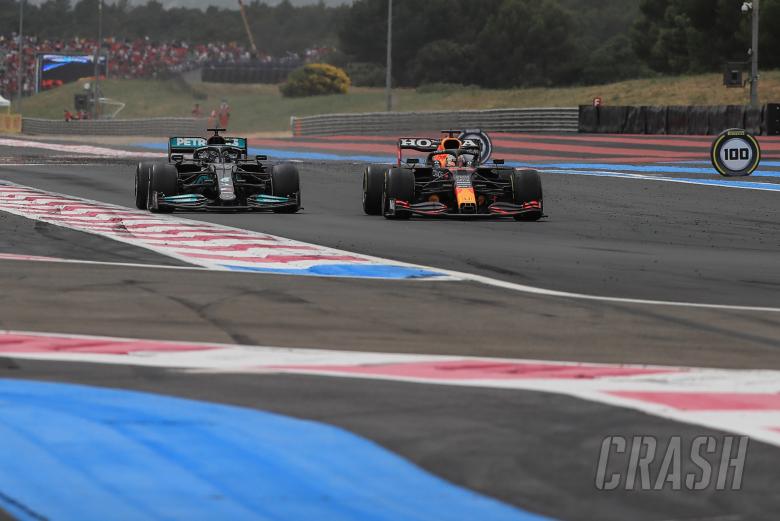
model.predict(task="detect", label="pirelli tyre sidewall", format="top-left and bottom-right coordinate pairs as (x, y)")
top-left (711, 129), bottom-right (761, 177)
top-left (149, 163), bottom-right (179, 213)
top-left (135, 161), bottom-right (154, 210)
top-left (383, 168), bottom-right (415, 220)
top-left (511, 169), bottom-right (543, 222)
top-left (363, 164), bottom-right (387, 215)
top-left (271, 163), bottom-right (301, 213)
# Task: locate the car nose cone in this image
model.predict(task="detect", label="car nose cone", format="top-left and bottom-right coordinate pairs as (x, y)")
top-left (215, 164), bottom-right (236, 201)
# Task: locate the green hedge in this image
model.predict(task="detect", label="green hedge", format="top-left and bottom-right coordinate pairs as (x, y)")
top-left (279, 64), bottom-right (351, 98)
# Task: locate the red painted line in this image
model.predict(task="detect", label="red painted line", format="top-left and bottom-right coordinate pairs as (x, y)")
top-left (494, 140), bottom-right (703, 159)
top-left (495, 133), bottom-right (713, 147)
top-left (0, 333), bottom-right (216, 354)
top-left (495, 134), bottom-right (780, 152)
top-left (251, 138), bottom-right (398, 155)
top-left (310, 135), bottom-right (398, 143)
top-left (272, 360), bottom-right (681, 380)
top-left (494, 136), bottom-right (708, 150)
top-left (122, 230), bottom-right (266, 243)
top-left (1, 200), bottom-right (112, 210)
top-left (171, 243), bottom-right (316, 252)
top-left (609, 391), bottom-right (780, 411)
top-left (40, 211), bottom-right (148, 219)
top-left (182, 253), bottom-right (369, 263)
top-left (33, 217), bottom-right (149, 225)
top-left (493, 151), bottom-right (700, 164)
top-left (499, 132), bottom-right (715, 142)
top-left (118, 228), bottom-right (253, 236)
top-left (119, 223), bottom-right (225, 230)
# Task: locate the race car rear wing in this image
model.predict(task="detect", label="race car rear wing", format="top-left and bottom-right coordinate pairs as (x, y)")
top-left (397, 137), bottom-right (482, 165)
top-left (167, 137), bottom-right (248, 160)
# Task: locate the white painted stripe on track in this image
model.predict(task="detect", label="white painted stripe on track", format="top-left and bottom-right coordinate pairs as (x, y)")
top-left (0, 252), bottom-right (208, 271)
top-left (0, 137), bottom-right (164, 158)
top-left (447, 270), bottom-right (780, 313)
top-left (4, 330), bottom-right (780, 447)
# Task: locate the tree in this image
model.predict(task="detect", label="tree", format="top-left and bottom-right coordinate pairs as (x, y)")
top-left (476, 0), bottom-right (580, 87)
top-left (632, 0), bottom-right (780, 74)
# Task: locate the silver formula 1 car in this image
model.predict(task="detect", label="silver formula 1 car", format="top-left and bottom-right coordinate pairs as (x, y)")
top-left (135, 129), bottom-right (300, 213)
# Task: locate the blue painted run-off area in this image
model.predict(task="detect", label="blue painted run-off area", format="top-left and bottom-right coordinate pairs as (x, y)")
top-left (221, 263), bottom-right (448, 279)
top-left (0, 379), bottom-right (554, 521)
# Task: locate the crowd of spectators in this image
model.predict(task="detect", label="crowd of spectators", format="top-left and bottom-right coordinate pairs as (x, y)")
top-left (0, 34), bottom-right (320, 99)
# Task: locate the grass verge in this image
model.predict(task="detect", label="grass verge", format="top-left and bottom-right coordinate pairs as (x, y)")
top-left (14, 71), bottom-right (780, 133)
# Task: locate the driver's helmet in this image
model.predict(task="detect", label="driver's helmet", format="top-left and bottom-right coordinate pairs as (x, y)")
top-left (207, 135), bottom-right (226, 145)
top-left (433, 137), bottom-right (461, 167)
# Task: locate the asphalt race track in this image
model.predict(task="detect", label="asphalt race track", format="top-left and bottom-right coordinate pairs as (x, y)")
top-left (0, 135), bottom-right (778, 521)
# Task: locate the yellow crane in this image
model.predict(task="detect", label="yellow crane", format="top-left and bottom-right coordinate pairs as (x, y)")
top-left (237, 0), bottom-right (259, 58)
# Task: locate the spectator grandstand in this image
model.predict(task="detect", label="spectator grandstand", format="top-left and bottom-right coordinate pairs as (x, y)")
top-left (0, 35), bottom-right (315, 99)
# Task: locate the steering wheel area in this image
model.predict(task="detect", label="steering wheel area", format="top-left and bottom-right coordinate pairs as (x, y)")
top-left (193, 146), bottom-right (243, 163)
top-left (427, 148), bottom-right (480, 166)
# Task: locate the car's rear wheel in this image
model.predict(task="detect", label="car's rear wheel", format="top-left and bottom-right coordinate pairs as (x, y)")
top-left (363, 164), bottom-right (387, 215)
top-left (149, 163), bottom-right (178, 213)
top-left (135, 161), bottom-right (154, 210)
top-left (271, 163), bottom-right (301, 214)
top-left (511, 169), bottom-right (543, 222)
top-left (383, 168), bottom-right (415, 220)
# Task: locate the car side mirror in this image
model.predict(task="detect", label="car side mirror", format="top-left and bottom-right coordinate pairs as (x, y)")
top-left (255, 155), bottom-right (267, 162)
top-left (171, 154), bottom-right (184, 163)
top-left (406, 158), bottom-right (420, 165)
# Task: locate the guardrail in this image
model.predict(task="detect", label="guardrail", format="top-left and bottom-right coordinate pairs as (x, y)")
top-left (21, 117), bottom-right (209, 136)
top-left (291, 108), bottom-right (579, 136)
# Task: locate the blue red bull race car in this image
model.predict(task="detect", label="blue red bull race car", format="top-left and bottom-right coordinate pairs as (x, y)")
top-left (362, 131), bottom-right (543, 220)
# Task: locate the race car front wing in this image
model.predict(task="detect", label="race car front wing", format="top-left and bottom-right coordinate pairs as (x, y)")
top-left (150, 192), bottom-right (300, 212)
top-left (388, 199), bottom-right (542, 218)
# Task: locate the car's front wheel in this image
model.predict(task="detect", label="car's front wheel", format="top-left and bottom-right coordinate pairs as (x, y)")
top-left (271, 163), bottom-right (301, 214)
top-left (149, 163), bottom-right (178, 213)
top-left (363, 164), bottom-right (387, 215)
top-left (382, 168), bottom-right (415, 220)
top-left (511, 169), bottom-right (543, 222)
top-left (135, 161), bottom-right (154, 210)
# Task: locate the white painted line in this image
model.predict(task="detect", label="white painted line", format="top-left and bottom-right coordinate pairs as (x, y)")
top-left (0, 137), bottom-right (164, 158)
top-left (0, 252), bottom-right (206, 271)
top-left (450, 270), bottom-right (780, 314)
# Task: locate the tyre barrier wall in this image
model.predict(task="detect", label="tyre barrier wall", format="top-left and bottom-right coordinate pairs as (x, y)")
top-left (21, 117), bottom-right (209, 136)
top-left (201, 66), bottom-right (296, 84)
top-left (290, 108), bottom-right (580, 136)
top-left (579, 104), bottom-right (779, 135)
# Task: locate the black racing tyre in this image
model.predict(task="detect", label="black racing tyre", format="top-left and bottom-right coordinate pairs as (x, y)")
top-left (382, 168), bottom-right (415, 220)
top-left (135, 161), bottom-right (154, 210)
top-left (512, 169), bottom-right (543, 222)
top-left (149, 163), bottom-right (179, 213)
top-left (363, 164), bottom-right (387, 215)
top-left (271, 163), bottom-right (301, 214)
